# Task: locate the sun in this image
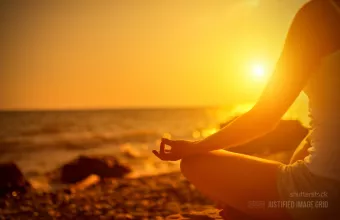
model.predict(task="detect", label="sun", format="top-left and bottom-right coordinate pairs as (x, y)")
top-left (251, 64), bottom-right (266, 81)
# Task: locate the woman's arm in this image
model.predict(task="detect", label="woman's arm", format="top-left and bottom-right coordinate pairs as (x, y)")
top-left (194, 0), bottom-right (340, 153)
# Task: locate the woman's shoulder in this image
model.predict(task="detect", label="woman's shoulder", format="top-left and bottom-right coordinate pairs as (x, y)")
top-left (300, 0), bottom-right (340, 26)
top-left (292, 0), bottom-right (340, 59)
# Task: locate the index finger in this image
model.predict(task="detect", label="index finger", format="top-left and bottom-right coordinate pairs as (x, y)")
top-left (152, 150), bottom-right (162, 159)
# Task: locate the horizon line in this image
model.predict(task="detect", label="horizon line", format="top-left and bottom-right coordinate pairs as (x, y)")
top-left (0, 104), bottom-right (235, 112)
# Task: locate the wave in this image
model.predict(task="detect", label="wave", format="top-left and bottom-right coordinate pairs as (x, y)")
top-left (19, 124), bottom-right (67, 136)
top-left (0, 130), bottom-right (162, 156)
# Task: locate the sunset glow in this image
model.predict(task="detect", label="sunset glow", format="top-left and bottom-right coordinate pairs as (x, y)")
top-left (251, 63), bottom-right (266, 81)
top-left (0, 1), bottom-right (307, 110)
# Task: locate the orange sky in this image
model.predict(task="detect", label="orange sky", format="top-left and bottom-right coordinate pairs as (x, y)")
top-left (0, 0), bottom-right (308, 110)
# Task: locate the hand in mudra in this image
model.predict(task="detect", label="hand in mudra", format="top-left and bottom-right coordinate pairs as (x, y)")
top-left (152, 138), bottom-right (198, 161)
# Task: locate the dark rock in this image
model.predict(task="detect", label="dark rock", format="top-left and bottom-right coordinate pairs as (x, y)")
top-left (0, 162), bottom-right (31, 197)
top-left (220, 116), bottom-right (309, 156)
top-left (60, 155), bottom-right (132, 184)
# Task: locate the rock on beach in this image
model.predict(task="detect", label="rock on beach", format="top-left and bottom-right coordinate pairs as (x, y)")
top-left (0, 162), bottom-right (31, 198)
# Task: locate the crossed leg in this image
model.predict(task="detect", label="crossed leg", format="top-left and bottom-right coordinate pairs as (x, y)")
top-left (180, 150), bottom-right (293, 220)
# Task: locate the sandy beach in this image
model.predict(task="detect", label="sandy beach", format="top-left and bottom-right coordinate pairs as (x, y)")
top-left (1, 171), bottom-right (223, 220)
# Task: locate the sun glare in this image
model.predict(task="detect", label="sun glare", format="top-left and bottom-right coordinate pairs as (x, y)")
top-left (252, 64), bottom-right (265, 78)
top-left (249, 63), bottom-right (268, 82)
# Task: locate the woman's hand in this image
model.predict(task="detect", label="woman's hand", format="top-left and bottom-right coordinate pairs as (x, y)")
top-left (152, 138), bottom-right (200, 161)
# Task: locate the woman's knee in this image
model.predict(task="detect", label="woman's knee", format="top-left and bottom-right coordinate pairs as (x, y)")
top-left (180, 152), bottom-right (211, 177)
top-left (180, 155), bottom-right (199, 177)
top-left (180, 151), bottom-right (225, 179)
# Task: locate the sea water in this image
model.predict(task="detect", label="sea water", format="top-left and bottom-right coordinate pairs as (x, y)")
top-left (0, 104), bottom-right (309, 189)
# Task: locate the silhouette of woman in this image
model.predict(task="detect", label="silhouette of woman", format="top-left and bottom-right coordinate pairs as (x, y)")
top-left (154, 0), bottom-right (340, 219)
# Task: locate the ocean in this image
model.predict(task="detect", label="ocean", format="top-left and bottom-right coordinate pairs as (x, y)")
top-left (0, 104), bottom-right (309, 189)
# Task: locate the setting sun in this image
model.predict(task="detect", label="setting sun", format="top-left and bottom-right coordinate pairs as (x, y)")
top-left (252, 64), bottom-right (266, 79)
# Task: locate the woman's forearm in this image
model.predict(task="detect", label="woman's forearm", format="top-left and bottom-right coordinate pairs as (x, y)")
top-left (194, 109), bottom-right (277, 152)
